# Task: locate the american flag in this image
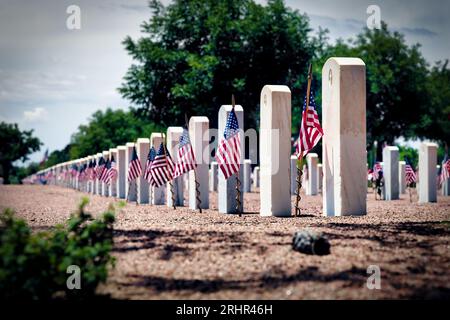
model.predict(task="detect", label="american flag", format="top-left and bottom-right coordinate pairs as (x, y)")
top-left (295, 90), bottom-right (324, 159)
top-left (103, 156), bottom-right (118, 185)
top-left (127, 146), bottom-right (142, 182)
top-left (150, 143), bottom-right (175, 187)
top-left (173, 128), bottom-right (197, 178)
top-left (440, 154), bottom-right (450, 185)
top-left (70, 164), bottom-right (79, 177)
top-left (216, 107), bottom-right (241, 179)
top-left (144, 146), bottom-right (157, 186)
top-left (45, 169), bottom-right (54, 181)
top-left (86, 159), bottom-right (94, 181)
top-left (405, 158), bottom-right (417, 185)
top-left (372, 162), bottom-right (383, 180)
top-left (78, 164), bottom-right (87, 182)
top-left (99, 159), bottom-right (110, 182)
top-left (89, 159), bottom-right (97, 180)
top-left (96, 157), bottom-right (106, 179)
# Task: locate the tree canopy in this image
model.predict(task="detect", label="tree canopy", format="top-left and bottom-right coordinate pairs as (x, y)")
top-left (120, 0), bottom-right (448, 157)
top-left (315, 22), bottom-right (436, 157)
top-left (68, 108), bottom-right (162, 159)
top-left (119, 0), bottom-right (324, 131)
top-left (0, 122), bottom-right (41, 184)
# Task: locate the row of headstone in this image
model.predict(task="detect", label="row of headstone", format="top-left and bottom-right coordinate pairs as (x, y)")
top-left (381, 143), bottom-right (441, 202)
top-left (35, 57), bottom-right (447, 218)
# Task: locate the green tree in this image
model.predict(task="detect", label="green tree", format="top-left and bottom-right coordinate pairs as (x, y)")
top-left (69, 108), bottom-right (162, 159)
top-left (0, 122), bottom-right (41, 184)
top-left (398, 145), bottom-right (419, 168)
top-left (9, 162), bottom-right (40, 185)
top-left (317, 22), bottom-right (429, 159)
top-left (119, 0), bottom-right (322, 131)
top-left (43, 145), bottom-right (72, 169)
top-left (419, 60), bottom-right (450, 150)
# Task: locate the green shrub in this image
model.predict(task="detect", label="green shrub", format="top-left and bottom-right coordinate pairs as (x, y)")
top-left (0, 197), bottom-right (116, 299)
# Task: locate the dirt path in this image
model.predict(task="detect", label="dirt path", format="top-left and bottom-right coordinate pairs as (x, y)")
top-left (1, 185), bottom-right (449, 299)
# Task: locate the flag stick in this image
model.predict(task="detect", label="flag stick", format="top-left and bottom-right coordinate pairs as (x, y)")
top-left (162, 132), bottom-right (176, 210)
top-left (134, 179), bottom-right (138, 206)
top-left (294, 63), bottom-right (312, 217)
top-left (408, 185), bottom-right (412, 203)
top-left (126, 179), bottom-right (130, 203)
top-left (185, 113), bottom-right (202, 213)
top-left (232, 94), bottom-right (242, 217)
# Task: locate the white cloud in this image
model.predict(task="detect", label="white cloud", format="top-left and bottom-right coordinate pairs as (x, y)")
top-left (23, 107), bottom-right (48, 122)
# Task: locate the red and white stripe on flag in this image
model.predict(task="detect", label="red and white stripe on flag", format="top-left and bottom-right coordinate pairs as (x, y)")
top-left (296, 107), bottom-right (323, 159)
top-left (174, 144), bottom-right (196, 178)
top-left (127, 159), bottom-right (142, 182)
top-left (216, 133), bottom-right (241, 179)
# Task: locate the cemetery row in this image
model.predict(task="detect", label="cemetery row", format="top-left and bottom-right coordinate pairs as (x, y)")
top-left (25, 58), bottom-right (450, 217)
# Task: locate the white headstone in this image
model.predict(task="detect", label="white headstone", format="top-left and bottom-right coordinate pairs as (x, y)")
top-left (209, 162), bottom-right (218, 192)
top-left (102, 151), bottom-right (110, 196)
top-left (399, 161), bottom-right (406, 194)
top-left (317, 163), bottom-right (323, 191)
top-left (382, 146), bottom-right (399, 200)
top-left (95, 153), bottom-right (103, 195)
top-left (116, 146), bottom-right (126, 199)
top-left (218, 105), bottom-right (244, 214)
top-left (259, 85), bottom-right (291, 217)
top-left (166, 127), bottom-right (184, 207)
top-left (85, 156), bottom-right (92, 193)
top-left (150, 133), bottom-right (165, 205)
top-left (253, 166), bottom-right (260, 190)
top-left (189, 116), bottom-right (210, 210)
top-left (322, 57), bottom-right (366, 216)
top-left (419, 142), bottom-right (437, 203)
top-left (136, 139), bottom-right (150, 204)
top-left (306, 153), bottom-right (318, 196)
top-left (108, 148), bottom-right (118, 197)
top-left (443, 177), bottom-right (450, 196)
top-left (243, 159), bottom-right (252, 193)
top-left (125, 143), bottom-right (137, 202)
top-left (290, 156), bottom-right (297, 195)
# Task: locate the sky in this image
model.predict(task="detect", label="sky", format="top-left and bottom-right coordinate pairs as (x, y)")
top-left (0, 0), bottom-right (449, 164)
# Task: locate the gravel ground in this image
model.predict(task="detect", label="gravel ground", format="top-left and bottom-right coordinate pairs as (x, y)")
top-left (1, 185), bottom-right (449, 299)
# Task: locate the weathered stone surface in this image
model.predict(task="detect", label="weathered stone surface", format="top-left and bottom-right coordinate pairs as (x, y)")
top-left (259, 85), bottom-right (291, 217)
top-left (419, 142), bottom-right (438, 203)
top-left (322, 57), bottom-right (366, 216)
top-left (292, 229), bottom-right (330, 256)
